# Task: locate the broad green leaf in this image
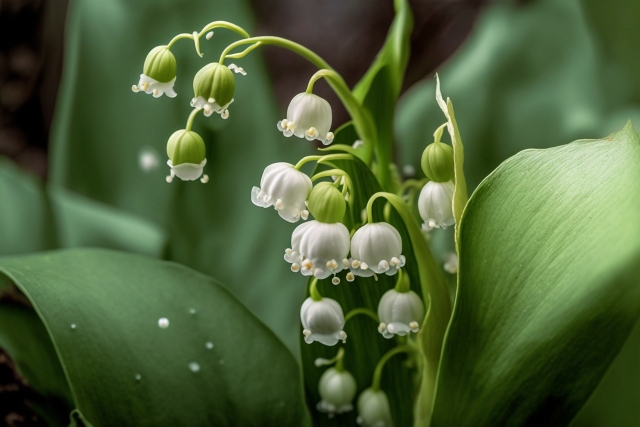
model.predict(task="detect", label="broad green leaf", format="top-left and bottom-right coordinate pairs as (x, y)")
top-left (430, 124), bottom-right (640, 426)
top-left (0, 249), bottom-right (309, 426)
top-left (568, 318), bottom-right (640, 427)
top-left (49, 0), bottom-right (311, 352)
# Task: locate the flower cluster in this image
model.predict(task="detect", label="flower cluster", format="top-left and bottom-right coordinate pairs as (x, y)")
top-left (131, 26), bottom-right (460, 426)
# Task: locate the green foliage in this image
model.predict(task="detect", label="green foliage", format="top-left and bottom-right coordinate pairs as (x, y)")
top-left (49, 0), bottom-right (310, 352)
top-left (429, 124), bottom-right (640, 426)
top-left (0, 249), bottom-right (309, 427)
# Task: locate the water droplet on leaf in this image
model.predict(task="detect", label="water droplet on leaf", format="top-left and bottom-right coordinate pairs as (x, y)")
top-left (189, 362), bottom-right (200, 372)
top-left (158, 318), bottom-right (169, 328)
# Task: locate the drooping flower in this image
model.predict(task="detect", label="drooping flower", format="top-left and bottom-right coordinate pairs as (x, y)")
top-left (165, 129), bottom-right (207, 182)
top-left (132, 46), bottom-right (178, 98)
top-left (377, 288), bottom-right (425, 339)
top-left (443, 252), bottom-right (458, 274)
top-left (349, 222), bottom-right (405, 278)
top-left (317, 367), bottom-right (357, 417)
top-left (277, 93), bottom-right (334, 145)
top-left (418, 180), bottom-right (455, 230)
top-left (191, 62), bottom-right (244, 119)
top-left (356, 388), bottom-right (393, 427)
top-left (251, 163), bottom-right (312, 223)
top-left (285, 221), bottom-right (350, 279)
top-left (300, 297), bottom-right (347, 346)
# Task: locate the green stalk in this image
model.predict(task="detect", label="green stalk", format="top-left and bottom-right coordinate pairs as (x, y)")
top-left (219, 37), bottom-right (377, 167)
top-left (371, 345), bottom-right (413, 391)
top-left (365, 192), bottom-right (452, 422)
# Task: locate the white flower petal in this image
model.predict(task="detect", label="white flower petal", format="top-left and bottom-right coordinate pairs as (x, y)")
top-left (300, 297), bottom-right (346, 346)
top-left (418, 180), bottom-right (455, 229)
top-left (251, 163), bottom-right (312, 223)
top-left (167, 159), bottom-right (206, 181)
top-left (377, 289), bottom-right (424, 339)
top-left (350, 223), bottom-right (404, 277)
top-left (136, 74), bottom-right (177, 98)
top-left (286, 221), bottom-right (350, 279)
top-left (278, 93), bottom-right (333, 144)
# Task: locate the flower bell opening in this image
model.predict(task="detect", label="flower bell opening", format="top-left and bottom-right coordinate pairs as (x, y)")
top-left (285, 221), bottom-right (350, 279)
top-left (192, 62), bottom-right (237, 119)
top-left (277, 93), bottom-right (334, 145)
top-left (377, 288), bottom-right (425, 339)
top-left (317, 367), bottom-right (357, 417)
top-left (418, 180), bottom-right (455, 230)
top-left (132, 46), bottom-right (178, 98)
top-left (349, 222), bottom-right (406, 278)
top-left (300, 297), bottom-right (347, 346)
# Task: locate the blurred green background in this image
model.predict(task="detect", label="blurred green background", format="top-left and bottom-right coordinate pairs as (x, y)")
top-left (0, 0), bottom-right (639, 425)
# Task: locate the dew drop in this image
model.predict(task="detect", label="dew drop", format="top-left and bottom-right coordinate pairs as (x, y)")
top-left (189, 308), bottom-right (196, 315)
top-left (158, 318), bottom-right (169, 328)
top-left (205, 342), bottom-right (214, 350)
top-left (189, 362), bottom-right (200, 372)
top-left (135, 374), bottom-right (142, 381)
top-left (70, 324), bottom-right (77, 330)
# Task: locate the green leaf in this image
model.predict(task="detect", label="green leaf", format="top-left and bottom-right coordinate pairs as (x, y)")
top-left (430, 124), bottom-right (640, 426)
top-left (352, 0), bottom-right (412, 191)
top-left (49, 0), bottom-right (311, 352)
top-left (568, 318), bottom-right (640, 427)
top-left (0, 249), bottom-right (309, 426)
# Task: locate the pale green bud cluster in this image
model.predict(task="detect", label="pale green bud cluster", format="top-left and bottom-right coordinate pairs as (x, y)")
top-left (143, 46), bottom-right (177, 83)
top-left (166, 130), bottom-right (206, 166)
top-left (307, 182), bottom-right (346, 223)
top-left (193, 63), bottom-right (236, 109)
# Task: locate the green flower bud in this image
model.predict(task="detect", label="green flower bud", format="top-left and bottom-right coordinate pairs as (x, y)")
top-left (421, 140), bottom-right (454, 182)
top-left (307, 182), bottom-right (346, 223)
top-left (166, 130), bottom-right (206, 166)
top-left (192, 63), bottom-right (236, 118)
top-left (143, 46), bottom-right (177, 83)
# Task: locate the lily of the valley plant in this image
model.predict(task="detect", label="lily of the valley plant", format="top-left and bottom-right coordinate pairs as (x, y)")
top-left (125, 1), bottom-right (640, 426)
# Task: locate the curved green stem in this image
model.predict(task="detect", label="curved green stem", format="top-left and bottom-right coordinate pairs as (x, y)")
top-left (394, 268), bottom-right (411, 293)
top-left (309, 278), bottom-right (322, 301)
top-left (399, 178), bottom-right (427, 196)
top-left (199, 21), bottom-right (249, 39)
top-left (166, 33), bottom-right (195, 49)
top-left (371, 345), bottom-right (413, 391)
top-left (219, 36), bottom-right (330, 68)
top-left (185, 108), bottom-right (202, 131)
top-left (306, 69), bottom-right (377, 171)
top-left (365, 192), bottom-right (452, 412)
top-left (294, 155), bottom-right (323, 170)
top-left (345, 308), bottom-right (379, 324)
top-left (226, 42), bottom-right (262, 59)
top-left (219, 38), bottom-right (377, 168)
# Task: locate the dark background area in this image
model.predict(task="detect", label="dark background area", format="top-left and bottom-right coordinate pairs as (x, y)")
top-left (0, 0), bottom-right (482, 179)
top-left (0, 0), bottom-right (482, 425)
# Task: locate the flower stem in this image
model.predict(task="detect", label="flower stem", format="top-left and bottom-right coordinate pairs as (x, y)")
top-left (185, 108), bottom-right (202, 131)
top-left (398, 178), bottom-right (428, 196)
top-left (294, 155), bottom-right (323, 170)
top-left (365, 192), bottom-right (451, 417)
top-left (371, 345), bottom-right (413, 391)
top-left (334, 347), bottom-right (346, 372)
top-left (309, 278), bottom-right (322, 301)
top-left (166, 21), bottom-right (249, 55)
top-left (394, 268), bottom-right (411, 293)
top-left (344, 307), bottom-right (379, 324)
top-left (219, 38), bottom-right (377, 167)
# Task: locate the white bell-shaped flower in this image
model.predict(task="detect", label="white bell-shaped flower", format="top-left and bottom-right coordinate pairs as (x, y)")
top-left (277, 93), bottom-right (335, 145)
top-left (356, 388), bottom-right (393, 427)
top-left (418, 180), bottom-right (455, 230)
top-left (377, 289), bottom-right (425, 339)
top-left (300, 297), bottom-right (347, 346)
top-left (349, 222), bottom-right (406, 277)
top-left (167, 159), bottom-right (207, 181)
top-left (317, 367), bottom-right (357, 417)
top-left (285, 221), bottom-right (350, 279)
top-left (251, 162), bottom-right (312, 223)
top-left (133, 74), bottom-right (177, 98)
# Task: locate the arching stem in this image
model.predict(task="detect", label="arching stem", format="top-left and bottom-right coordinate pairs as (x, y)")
top-left (185, 108), bottom-right (202, 131)
top-left (371, 345), bottom-right (414, 391)
top-left (345, 308), bottom-right (379, 324)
